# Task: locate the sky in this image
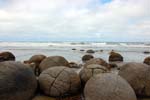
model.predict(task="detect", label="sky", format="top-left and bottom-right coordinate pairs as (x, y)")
top-left (0, 0), bottom-right (149, 42)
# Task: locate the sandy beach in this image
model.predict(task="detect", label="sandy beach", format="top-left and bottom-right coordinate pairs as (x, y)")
top-left (0, 42), bottom-right (150, 100)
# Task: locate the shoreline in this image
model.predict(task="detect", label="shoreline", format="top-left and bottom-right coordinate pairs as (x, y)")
top-left (0, 51), bottom-right (150, 100)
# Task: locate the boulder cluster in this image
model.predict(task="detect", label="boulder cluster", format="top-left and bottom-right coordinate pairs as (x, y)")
top-left (1, 51), bottom-right (150, 100)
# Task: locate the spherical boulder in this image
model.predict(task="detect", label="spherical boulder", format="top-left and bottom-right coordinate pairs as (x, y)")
top-left (80, 49), bottom-right (85, 51)
top-left (39, 67), bottom-right (81, 97)
top-left (0, 51), bottom-right (15, 62)
top-left (119, 62), bottom-right (150, 96)
top-left (39, 56), bottom-right (69, 72)
top-left (79, 64), bottom-right (107, 84)
top-left (143, 57), bottom-right (150, 65)
top-left (82, 55), bottom-right (94, 62)
top-left (84, 73), bottom-right (137, 100)
top-left (100, 50), bottom-right (103, 52)
top-left (86, 49), bottom-right (95, 53)
top-left (24, 54), bottom-right (46, 76)
top-left (0, 61), bottom-right (37, 100)
top-left (72, 48), bottom-right (76, 50)
top-left (143, 51), bottom-right (150, 54)
top-left (84, 58), bottom-right (109, 69)
top-left (109, 51), bottom-right (123, 62)
top-left (25, 54), bottom-right (46, 64)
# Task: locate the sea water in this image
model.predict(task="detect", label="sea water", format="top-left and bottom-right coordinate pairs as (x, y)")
top-left (0, 41), bottom-right (150, 63)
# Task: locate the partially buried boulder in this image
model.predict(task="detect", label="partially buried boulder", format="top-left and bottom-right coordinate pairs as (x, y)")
top-left (100, 50), bottom-right (103, 52)
top-left (86, 49), bottom-right (95, 53)
top-left (79, 64), bottom-right (107, 85)
top-left (39, 56), bottom-right (69, 72)
top-left (24, 54), bottom-right (46, 76)
top-left (143, 51), bottom-right (150, 54)
top-left (119, 62), bottom-right (150, 97)
top-left (39, 67), bottom-right (81, 97)
top-left (0, 51), bottom-right (15, 62)
top-left (0, 61), bottom-right (37, 100)
top-left (24, 54), bottom-right (46, 65)
top-left (84, 58), bottom-right (109, 69)
top-left (72, 48), bottom-right (76, 50)
top-left (109, 51), bottom-right (123, 62)
top-left (84, 73), bottom-right (137, 100)
top-left (82, 55), bottom-right (94, 62)
top-left (80, 49), bottom-right (85, 51)
top-left (143, 57), bottom-right (150, 65)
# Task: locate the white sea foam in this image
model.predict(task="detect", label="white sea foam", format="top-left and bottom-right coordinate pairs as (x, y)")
top-left (0, 42), bottom-right (150, 48)
top-left (0, 42), bottom-right (150, 62)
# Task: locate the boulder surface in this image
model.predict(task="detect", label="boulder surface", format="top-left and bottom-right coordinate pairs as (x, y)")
top-left (0, 51), bottom-right (15, 62)
top-left (39, 67), bottom-right (81, 97)
top-left (0, 61), bottom-right (37, 100)
top-left (39, 56), bottom-right (69, 72)
top-left (119, 62), bottom-right (150, 96)
top-left (109, 51), bottom-right (123, 62)
top-left (84, 73), bottom-right (137, 100)
top-left (80, 64), bottom-right (107, 84)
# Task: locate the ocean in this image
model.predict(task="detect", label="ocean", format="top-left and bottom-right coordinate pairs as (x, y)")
top-left (0, 42), bottom-right (150, 63)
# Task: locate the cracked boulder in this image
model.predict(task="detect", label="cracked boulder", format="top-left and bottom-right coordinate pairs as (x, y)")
top-left (0, 61), bottom-right (37, 100)
top-left (39, 56), bottom-right (69, 72)
top-left (0, 51), bottom-right (15, 62)
top-left (39, 67), bottom-right (81, 97)
top-left (79, 64), bottom-right (107, 85)
top-left (84, 58), bottom-right (110, 69)
top-left (84, 73), bottom-right (137, 100)
top-left (119, 62), bottom-right (150, 97)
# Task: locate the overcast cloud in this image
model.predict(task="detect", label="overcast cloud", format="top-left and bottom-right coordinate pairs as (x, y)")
top-left (0, 0), bottom-right (149, 42)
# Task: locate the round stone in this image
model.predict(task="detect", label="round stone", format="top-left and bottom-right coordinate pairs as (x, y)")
top-left (84, 73), bottom-right (137, 100)
top-left (24, 54), bottom-right (46, 76)
top-left (86, 50), bottom-right (95, 53)
top-left (109, 52), bottom-right (123, 62)
top-left (82, 55), bottom-right (94, 62)
top-left (0, 61), bottom-right (37, 100)
top-left (39, 56), bottom-right (69, 72)
top-left (143, 56), bottom-right (150, 65)
top-left (79, 64), bottom-right (107, 84)
top-left (39, 67), bottom-right (81, 97)
top-left (119, 62), bottom-right (150, 96)
top-left (84, 58), bottom-right (109, 69)
top-left (0, 51), bottom-right (15, 62)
